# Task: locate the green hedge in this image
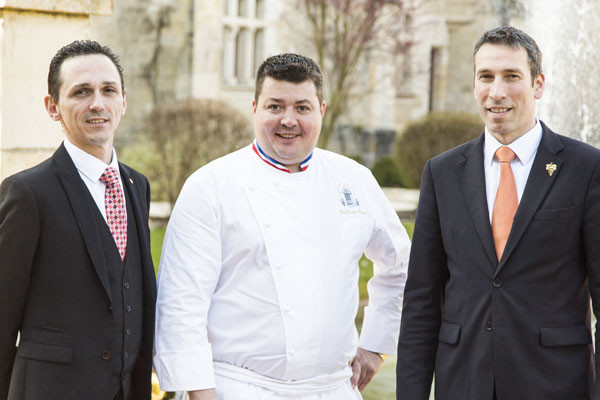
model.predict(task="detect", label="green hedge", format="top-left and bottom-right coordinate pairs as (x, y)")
top-left (396, 111), bottom-right (483, 188)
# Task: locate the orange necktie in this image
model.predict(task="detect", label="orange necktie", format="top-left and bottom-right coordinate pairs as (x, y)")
top-left (492, 147), bottom-right (517, 260)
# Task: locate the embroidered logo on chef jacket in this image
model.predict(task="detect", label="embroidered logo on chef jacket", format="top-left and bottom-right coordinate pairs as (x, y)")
top-left (339, 184), bottom-right (366, 214)
top-left (340, 184), bottom-right (359, 207)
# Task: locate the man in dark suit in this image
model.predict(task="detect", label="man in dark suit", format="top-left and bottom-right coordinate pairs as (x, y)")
top-left (397, 26), bottom-right (600, 400)
top-left (0, 40), bottom-right (156, 400)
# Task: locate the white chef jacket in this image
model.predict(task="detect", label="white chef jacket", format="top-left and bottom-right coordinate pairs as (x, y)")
top-left (154, 143), bottom-right (410, 392)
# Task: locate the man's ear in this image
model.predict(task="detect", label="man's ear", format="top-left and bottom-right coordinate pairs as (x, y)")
top-left (534, 73), bottom-right (545, 99)
top-left (44, 95), bottom-right (61, 121)
top-left (320, 101), bottom-right (326, 117)
top-left (252, 99), bottom-right (257, 113)
top-left (122, 89), bottom-right (127, 116)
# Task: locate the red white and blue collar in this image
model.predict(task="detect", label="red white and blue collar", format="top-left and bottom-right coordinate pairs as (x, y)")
top-left (252, 140), bottom-right (312, 173)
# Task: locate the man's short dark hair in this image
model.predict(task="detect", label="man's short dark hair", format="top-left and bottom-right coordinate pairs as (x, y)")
top-left (48, 40), bottom-right (124, 102)
top-left (473, 26), bottom-right (543, 84)
top-left (255, 53), bottom-right (324, 104)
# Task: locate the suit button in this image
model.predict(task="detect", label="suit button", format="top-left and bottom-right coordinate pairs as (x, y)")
top-left (124, 351), bottom-right (129, 359)
top-left (492, 279), bottom-right (502, 288)
top-left (125, 329), bottom-right (131, 336)
top-left (126, 305), bottom-right (132, 312)
top-left (101, 351), bottom-right (111, 360)
top-left (107, 304), bottom-right (113, 312)
top-left (124, 282), bottom-right (130, 289)
top-left (486, 321), bottom-right (493, 331)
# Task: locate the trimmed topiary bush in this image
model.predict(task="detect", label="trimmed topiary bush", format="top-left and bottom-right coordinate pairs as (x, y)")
top-left (396, 111), bottom-right (483, 188)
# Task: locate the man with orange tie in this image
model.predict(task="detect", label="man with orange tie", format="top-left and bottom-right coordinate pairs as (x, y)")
top-left (0, 41), bottom-right (156, 400)
top-left (396, 26), bottom-right (600, 400)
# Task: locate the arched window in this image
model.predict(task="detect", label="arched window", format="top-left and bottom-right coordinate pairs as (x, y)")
top-left (236, 29), bottom-right (250, 83)
top-left (254, 29), bottom-right (265, 75)
top-left (223, 0), bottom-right (268, 86)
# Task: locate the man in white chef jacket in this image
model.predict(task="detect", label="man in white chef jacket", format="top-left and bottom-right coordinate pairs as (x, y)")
top-left (154, 53), bottom-right (411, 400)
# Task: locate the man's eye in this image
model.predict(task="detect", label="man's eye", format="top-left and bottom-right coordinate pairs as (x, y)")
top-left (268, 104), bottom-right (281, 110)
top-left (479, 75), bottom-right (493, 81)
top-left (74, 89), bottom-right (89, 95)
top-left (104, 87), bottom-right (117, 93)
top-left (297, 106), bottom-right (310, 112)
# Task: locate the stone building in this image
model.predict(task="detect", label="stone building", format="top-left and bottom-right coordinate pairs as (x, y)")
top-left (0, 0), bottom-right (527, 179)
top-left (0, 0), bottom-right (111, 180)
top-left (88, 0), bottom-right (522, 163)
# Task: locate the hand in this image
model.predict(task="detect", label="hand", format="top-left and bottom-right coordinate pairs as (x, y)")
top-left (350, 347), bottom-right (384, 392)
top-left (188, 389), bottom-right (219, 400)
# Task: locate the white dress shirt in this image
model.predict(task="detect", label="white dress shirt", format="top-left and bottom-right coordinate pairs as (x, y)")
top-left (484, 120), bottom-right (542, 222)
top-left (154, 144), bottom-right (410, 393)
top-left (63, 138), bottom-right (124, 222)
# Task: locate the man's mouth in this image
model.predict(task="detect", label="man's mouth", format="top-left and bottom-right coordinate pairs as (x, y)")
top-left (487, 107), bottom-right (512, 114)
top-left (87, 118), bottom-right (109, 124)
top-left (276, 133), bottom-right (299, 139)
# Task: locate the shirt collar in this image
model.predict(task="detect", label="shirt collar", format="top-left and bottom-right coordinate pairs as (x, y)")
top-left (63, 137), bottom-right (120, 182)
top-left (252, 139), bottom-right (313, 173)
top-left (484, 119), bottom-right (542, 166)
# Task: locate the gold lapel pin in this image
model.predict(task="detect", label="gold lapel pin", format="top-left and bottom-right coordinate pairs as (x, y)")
top-left (129, 178), bottom-right (134, 184)
top-left (546, 162), bottom-right (557, 176)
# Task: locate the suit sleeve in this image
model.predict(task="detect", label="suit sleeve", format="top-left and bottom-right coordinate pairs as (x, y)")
top-left (396, 161), bottom-right (448, 400)
top-left (0, 177), bottom-right (40, 398)
top-left (583, 159), bottom-right (600, 400)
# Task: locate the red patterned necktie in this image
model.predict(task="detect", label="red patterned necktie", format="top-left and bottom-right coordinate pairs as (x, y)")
top-left (100, 167), bottom-right (127, 261)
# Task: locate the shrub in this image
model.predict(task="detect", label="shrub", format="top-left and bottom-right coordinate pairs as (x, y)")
top-left (396, 111), bottom-right (483, 188)
top-left (122, 98), bottom-right (253, 206)
top-left (370, 157), bottom-right (405, 187)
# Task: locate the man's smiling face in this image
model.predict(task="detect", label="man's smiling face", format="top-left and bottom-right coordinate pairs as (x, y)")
top-left (253, 77), bottom-right (326, 172)
top-left (474, 43), bottom-right (544, 145)
top-left (45, 53), bottom-right (127, 157)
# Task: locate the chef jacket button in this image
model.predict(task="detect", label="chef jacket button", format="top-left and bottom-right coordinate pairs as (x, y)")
top-left (126, 305), bottom-right (132, 312)
top-left (101, 351), bottom-right (111, 360)
top-left (125, 329), bottom-right (131, 336)
top-left (107, 304), bottom-right (113, 312)
top-left (486, 321), bottom-right (493, 331)
top-left (492, 279), bottom-right (502, 288)
top-left (124, 351), bottom-right (129, 359)
top-left (124, 282), bottom-right (130, 289)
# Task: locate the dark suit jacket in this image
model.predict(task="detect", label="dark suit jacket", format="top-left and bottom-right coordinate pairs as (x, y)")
top-left (0, 144), bottom-right (156, 400)
top-left (397, 122), bottom-right (600, 400)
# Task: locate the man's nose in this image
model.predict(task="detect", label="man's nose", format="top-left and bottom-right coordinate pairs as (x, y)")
top-left (89, 91), bottom-right (106, 111)
top-left (280, 108), bottom-right (297, 127)
top-left (489, 79), bottom-right (507, 101)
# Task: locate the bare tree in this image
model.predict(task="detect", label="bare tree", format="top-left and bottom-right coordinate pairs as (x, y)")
top-left (299, 0), bottom-right (415, 148)
top-left (126, 99), bottom-right (253, 206)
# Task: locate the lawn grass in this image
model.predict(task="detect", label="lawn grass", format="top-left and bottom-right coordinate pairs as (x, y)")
top-left (150, 227), bottom-right (166, 276)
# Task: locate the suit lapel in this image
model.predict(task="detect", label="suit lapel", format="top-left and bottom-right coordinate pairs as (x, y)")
top-left (495, 124), bottom-right (564, 275)
top-left (119, 163), bottom-right (152, 270)
top-left (53, 144), bottom-right (113, 303)
top-left (458, 134), bottom-right (498, 270)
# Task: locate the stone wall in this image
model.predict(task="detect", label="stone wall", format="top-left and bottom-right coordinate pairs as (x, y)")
top-left (0, 1), bottom-right (111, 181)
